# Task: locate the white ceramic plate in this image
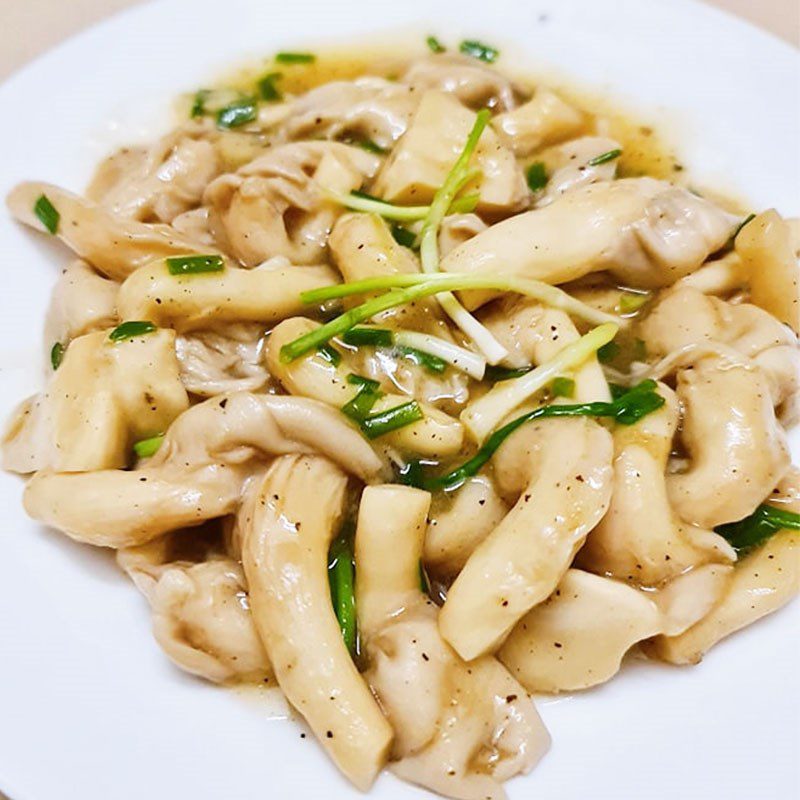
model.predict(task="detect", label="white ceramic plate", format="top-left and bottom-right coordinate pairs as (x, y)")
top-left (0, 1), bottom-right (797, 798)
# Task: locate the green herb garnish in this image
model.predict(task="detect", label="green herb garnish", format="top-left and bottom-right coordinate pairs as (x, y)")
top-left (341, 377), bottom-right (383, 422)
top-left (108, 321), bottom-right (157, 342)
top-left (33, 194), bottom-right (59, 234)
top-left (617, 291), bottom-right (650, 315)
top-left (166, 254), bottom-right (225, 275)
top-left (357, 139), bottom-right (388, 155)
top-left (526, 161), bottom-right (548, 192)
top-left (459, 39), bottom-right (499, 63)
top-left (426, 35), bottom-right (446, 53)
top-left (587, 149), bottom-right (623, 166)
top-left (316, 342), bottom-right (342, 366)
top-left (390, 223), bottom-right (417, 249)
top-left (419, 560), bottom-right (430, 593)
top-left (396, 345), bottom-right (447, 374)
top-left (257, 72), bottom-right (283, 102)
top-left (716, 504), bottom-right (800, 555)
top-left (346, 373), bottom-right (380, 390)
top-left (133, 434), bottom-right (165, 458)
top-left (190, 89), bottom-right (210, 118)
top-left (484, 364), bottom-right (534, 382)
top-left (597, 340), bottom-right (621, 363)
top-left (550, 376), bottom-right (575, 398)
top-left (401, 380), bottom-right (664, 492)
top-left (50, 342), bottom-right (65, 370)
top-left (360, 400), bottom-right (424, 439)
top-left (342, 327), bottom-right (394, 347)
top-left (275, 52), bottom-right (315, 64)
top-left (216, 98), bottom-right (258, 129)
top-left (328, 528), bottom-right (357, 658)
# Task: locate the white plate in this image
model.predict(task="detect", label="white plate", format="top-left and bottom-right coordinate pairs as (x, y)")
top-left (0, 1), bottom-right (797, 798)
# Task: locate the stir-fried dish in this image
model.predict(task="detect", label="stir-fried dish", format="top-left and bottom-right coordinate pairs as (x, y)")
top-left (4, 37), bottom-right (800, 799)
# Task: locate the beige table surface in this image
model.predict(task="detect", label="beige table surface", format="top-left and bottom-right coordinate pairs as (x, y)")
top-left (0, 0), bottom-right (798, 82)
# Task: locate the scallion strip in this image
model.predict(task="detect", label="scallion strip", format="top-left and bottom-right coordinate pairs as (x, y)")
top-left (316, 342), bottom-right (342, 366)
top-left (617, 290), bottom-right (650, 315)
top-left (402, 380), bottom-right (664, 492)
top-left (393, 330), bottom-right (485, 379)
top-left (346, 373), bottom-right (380, 390)
top-left (133, 434), bottom-right (164, 458)
top-left (257, 72), bottom-right (283, 102)
top-left (526, 162), bottom-right (548, 192)
top-left (395, 345), bottom-right (447, 374)
top-left (275, 52), bottom-right (315, 64)
top-left (216, 99), bottom-right (258, 129)
top-left (391, 223), bottom-right (418, 249)
top-left (551, 376), bottom-right (575, 398)
top-left (166, 254), bottom-right (225, 275)
top-left (715, 504), bottom-right (800, 555)
top-left (484, 364), bottom-right (533, 382)
top-left (109, 320), bottom-right (157, 342)
top-left (587, 148), bottom-right (622, 166)
top-left (322, 188), bottom-right (478, 221)
top-left (459, 39), bottom-right (499, 63)
top-left (341, 382), bottom-right (383, 422)
top-left (342, 327), bottom-right (394, 347)
top-left (426, 35), bottom-right (446, 53)
top-left (461, 323), bottom-right (617, 442)
top-left (328, 530), bottom-right (357, 657)
top-left (33, 194), bottom-right (59, 234)
top-left (50, 342), bottom-right (65, 370)
top-left (360, 401), bottom-right (423, 439)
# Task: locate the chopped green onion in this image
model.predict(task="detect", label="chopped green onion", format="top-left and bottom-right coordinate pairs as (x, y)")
top-left (190, 89), bottom-right (210, 118)
top-left (341, 381), bottom-right (383, 422)
top-left (526, 162), bottom-right (548, 192)
top-left (108, 321), bottom-right (157, 342)
top-left (275, 52), bottom-right (316, 64)
top-left (357, 139), bottom-right (388, 155)
top-left (395, 345), bottom-right (447, 374)
top-left (342, 327), bottom-right (394, 347)
top-left (323, 188), bottom-right (479, 221)
top-left (716, 504), bottom-right (800, 555)
top-left (166, 254), bottom-right (225, 275)
top-left (328, 529), bottom-right (357, 658)
top-left (732, 212), bottom-right (756, 240)
top-left (418, 109), bottom-right (508, 364)
top-left (390, 223), bottom-right (418, 249)
top-left (257, 72), bottom-right (283, 102)
top-left (216, 99), bottom-right (258, 129)
top-left (402, 380), bottom-right (664, 492)
top-left (617, 291), bottom-right (650, 314)
top-left (285, 272), bottom-right (620, 363)
top-left (419, 560), bottom-right (430, 593)
top-left (597, 340), bottom-right (621, 364)
top-left (459, 39), bottom-right (499, 63)
top-left (426, 35), bottom-right (446, 53)
top-left (346, 373), bottom-right (380, 390)
top-left (360, 401), bottom-right (423, 439)
top-left (50, 342), bottom-right (65, 371)
top-left (33, 194), bottom-right (59, 234)
top-left (587, 149), bottom-right (623, 167)
top-left (462, 323), bottom-right (618, 442)
top-left (551, 376), bottom-right (575, 398)
top-left (485, 364), bottom-right (533, 382)
top-left (393, 330), bottom-right (486, 379)
top-left (316, 343), bottom-right (342, 366)
top-left (133, 434), bottom-right (165, 458)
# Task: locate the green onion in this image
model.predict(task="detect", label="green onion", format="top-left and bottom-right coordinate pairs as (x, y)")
top-left (341, 380), bottom-right (383, 422)
top-left (347, 373), bottom-right (380, 390)
top-left (216, 98), bottom-right (258, 129)
top-left (356, 139), bottom-right (388, 155)
top-left (551, 376), bottom-right (575, 398)
top-left (587, 149), bottom-right (623, 167)
top-left (526, 162), bottom-right (548, 192)
top-left (342, 327), bottom-right (394, 347)
top-left (166, 254), bottom-right (225, 275)
top-left (190, 89), bottom-right (210, 118)
top-left (394, 330), bottom-right (485, 379)
top-left (402, 380), bottom-right (664, 492)
top-left (597, 340), bottom-right (621, 363)
top-left (316, 343), bottom-right (341, 366)
top-left (390, 223), bottom-right (418, 249)
top-left (485, 365), bottom-right (533, 382)
top-left (50, 342), bottom-right (65, 371)
top-left (396, 345), bottom-right (447, 374)
top-left (257, 72), bottom-right (283, 102)
top-left (426, 35), bottom-right (446, 53)
top-left (133, 434), bottom-right (165, 458)
top-left (275, 52), bottom-right (315, 64)
top-left (282, 273), bottom-right (620, 363)
top-left (732, 212), bottom-right (756, 240)
top-left (33, 194), bottom-right (59, 234)
top-left (716, 504), bottom-right (800, 555)
top-left (462, 323), bottom-right (617, 442)
top-left (459, 39), bottom-right (499, 63)
top-left (617, 291), bottom-right (650, 314)
top-left (328, 529), bottom-right (357, 657)
top-left (419, 560), bottom-right (430, 593)
top-left (360, 401), bottom-right (424, 439)
top-left (323, 187), bottom-right (479, 221)
top-left (108, 321), bottom-right (157, 342)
